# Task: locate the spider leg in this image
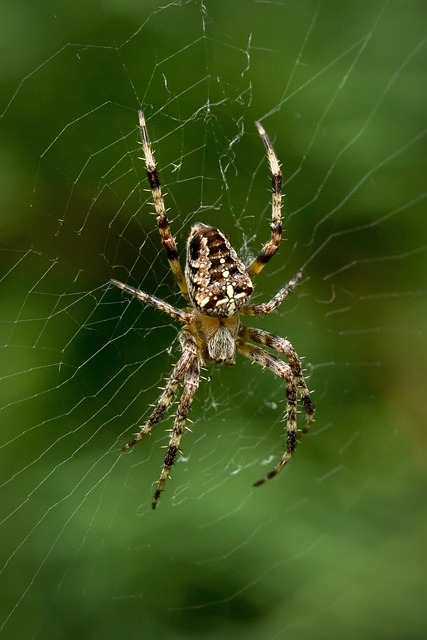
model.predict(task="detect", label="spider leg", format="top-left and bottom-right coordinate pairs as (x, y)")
top-left (111, 279), bottom-right (191, 324)
top-left (247, 121), bottom-right (282, 279)
top-left (241, 270), bottom-right (303, 316)
top-left (239, 326), bottom-right (315, 433)
top-left (237, 341), bottom-right (303, 487)
top-left (121, 330), bottom-right (197, 450)
top-left (152, 354), bottom-right (200, 509)
top-left (138, 110), bottom-right (189, 298)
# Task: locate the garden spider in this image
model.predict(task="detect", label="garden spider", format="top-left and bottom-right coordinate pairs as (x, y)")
top-left (112, 111), bottom-right (315, 509)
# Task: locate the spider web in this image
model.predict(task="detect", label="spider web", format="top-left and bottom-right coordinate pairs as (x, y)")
top-left (0, 1), bottom-right (426, 638)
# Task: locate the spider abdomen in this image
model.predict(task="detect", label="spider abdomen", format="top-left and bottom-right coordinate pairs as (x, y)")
top-left (185, 223), bottom-right (253, 318)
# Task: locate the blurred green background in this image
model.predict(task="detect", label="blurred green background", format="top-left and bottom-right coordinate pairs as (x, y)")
top-left (0, 1), bottom-right (426, 639)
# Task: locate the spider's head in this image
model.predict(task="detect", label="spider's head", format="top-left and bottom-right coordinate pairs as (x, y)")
top-left (185, 223), bottom-right (253, 318)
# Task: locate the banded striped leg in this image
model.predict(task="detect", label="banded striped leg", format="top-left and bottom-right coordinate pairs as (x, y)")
top-left (247, 121), bottom-right (283, 279)
top-left (138, 110), bottom-right (189, 298)
top-left (111, 279), bottom-right (191, 324)
top-left (121, 331), bottom-right (197, 451)
top-left (239, 326), bottom-right (315, 434)
top-left (152, 355), bottom-right (200, 509)
top-left (242, 270), bottom-right (303, 316)
top-left (237, 342), bottom-right (299, 486)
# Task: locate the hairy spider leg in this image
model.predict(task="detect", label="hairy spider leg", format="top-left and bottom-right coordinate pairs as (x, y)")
top-left (138, 110), bottom-right (189, 298)
top-left (111, 279), bottom-right (191, 324)
top-left (152, 354), bottom-right (200, 509)
top-left (239, 325), bottom-right (315, 433)
top-left (247, 121), bottom-right (283, 279)
top-left (242, 270), bottom-right (303, 316)
top-left (121, 331), bottom-right (197, 451)
top-left (237, 341), bottom-right (302, 486)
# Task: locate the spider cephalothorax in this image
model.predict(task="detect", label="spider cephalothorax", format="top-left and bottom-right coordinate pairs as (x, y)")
top-left (111, 111), bottom-right (315, 509)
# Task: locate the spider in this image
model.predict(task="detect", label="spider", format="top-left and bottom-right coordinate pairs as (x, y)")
top-left (111, 111), bottom-right (315, 509)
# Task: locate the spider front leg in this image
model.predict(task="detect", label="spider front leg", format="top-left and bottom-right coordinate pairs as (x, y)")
top-left (152, 355), bottom-right (200, 509)
top-left (237, 341), bottom-right (302, 487)
top-left (121, 330), bottom-right (197, 450)
top-left (239, 325), bottom-right (315, 434)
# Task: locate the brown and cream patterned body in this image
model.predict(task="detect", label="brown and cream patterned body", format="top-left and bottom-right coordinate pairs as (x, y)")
top-left (186, 223), bottom-right (253, 318)
top-left (111, 111), bottom-right (315, 509)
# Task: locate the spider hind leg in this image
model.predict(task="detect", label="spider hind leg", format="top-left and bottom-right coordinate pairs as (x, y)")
top-left (247, 121), bottom-right (283, 279)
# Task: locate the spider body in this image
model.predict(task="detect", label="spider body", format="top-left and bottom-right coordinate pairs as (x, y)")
top-left (186, 223), bottom-right (253, 318)
top-left (191, 309), bottom-right (240, 365)
top-left (112, 111), bottom-right (315, 509)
